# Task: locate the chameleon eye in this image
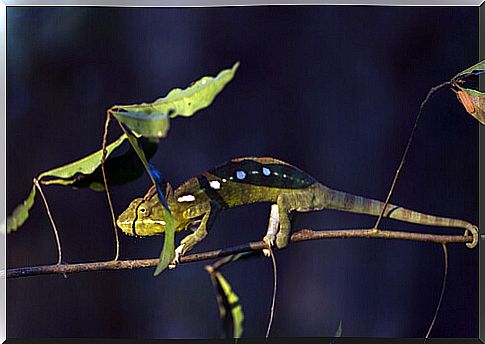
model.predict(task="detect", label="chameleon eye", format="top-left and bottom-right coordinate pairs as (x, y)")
top-left (138, 206), bottom-right (151, 217)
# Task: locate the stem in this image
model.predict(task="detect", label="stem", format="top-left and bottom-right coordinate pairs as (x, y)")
top-left (33, 178), bottom-right (63, 265)
top-left (4, 228), bottom-right (481, 279)
top-left (373, 81), bottom-right (452, 230)
top-left (100, 110), bottom-right (120, 261)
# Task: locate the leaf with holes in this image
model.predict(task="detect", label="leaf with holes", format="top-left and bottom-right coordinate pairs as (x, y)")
top-left (111, 62), bottom-right (239, 138)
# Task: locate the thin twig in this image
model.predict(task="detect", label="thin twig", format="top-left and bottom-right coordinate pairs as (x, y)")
top-left (33, 178), bottom-right (63, 265)
top-left (4, 228), bottom-right (481, 279)
top-left (100, 110), bottom-right (120, 261)
top-left (424, 243), bottom-right (448, 342)
top-left (373, 81), bottom-right (452, 231)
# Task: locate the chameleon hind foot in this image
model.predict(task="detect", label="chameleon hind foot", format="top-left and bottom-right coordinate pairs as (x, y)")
top-left (464, 224), bottom-right (479, 249)
top-left (263, 204), bottom-right (279, 256)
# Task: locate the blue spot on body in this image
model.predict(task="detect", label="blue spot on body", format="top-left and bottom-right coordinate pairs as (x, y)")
top-left (236, 171), bottom-right (246, 180)
top-left (262, 167), bottom-right (271, 176)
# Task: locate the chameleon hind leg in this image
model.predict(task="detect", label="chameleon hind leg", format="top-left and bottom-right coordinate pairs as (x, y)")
top-left (273, 189), bottom-right (324, 249)
top-left (262, 204), bottom-right (280, 256)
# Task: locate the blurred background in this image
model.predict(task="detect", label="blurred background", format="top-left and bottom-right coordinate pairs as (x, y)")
top-left (6, 6), bottom-right (479, 339)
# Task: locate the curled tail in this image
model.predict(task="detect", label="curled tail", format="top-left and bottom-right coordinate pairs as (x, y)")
top-left (320, 185), bottom-right (479, 248)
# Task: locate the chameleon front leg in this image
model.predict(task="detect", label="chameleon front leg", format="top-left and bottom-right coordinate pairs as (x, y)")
top-left (274, 190), bottom-right (323, 249)
top-left (170, 205), bottom-right (219, 269)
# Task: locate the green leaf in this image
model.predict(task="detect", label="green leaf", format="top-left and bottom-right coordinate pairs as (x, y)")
top-left (117, 124), bottom-right (175, 276)
top-left (5, 133), bottom-right (159, 234)
top-left (38, 134), bottom-right (129, 187)
top-left (5, 135), bottom-right (128, 234)
top-left (111, 111), bottom-right (170, 139)
top-left (113, 63), bottom-right (240, 273)
top-left (112, 62), bottom-right (239, 138)
top-left (70, 137), bottom-right (159, 190)
top-left (154, 207), bottom-right (176, 276)
top-left (209, 270), bottom-right (244, 338)
top-left (453, 60), bottom-right (485, 79)
top-left (4, 186), bottom-right (36, 234)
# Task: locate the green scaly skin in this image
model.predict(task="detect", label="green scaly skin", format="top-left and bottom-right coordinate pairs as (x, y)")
top-left (116, 157), bottom-right (479, 265)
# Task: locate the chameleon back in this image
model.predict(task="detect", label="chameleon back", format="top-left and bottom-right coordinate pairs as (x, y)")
top-left (173, 157), bottom-right (318, 209)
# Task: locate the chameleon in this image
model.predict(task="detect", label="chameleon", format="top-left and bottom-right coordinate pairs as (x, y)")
top-left (116, 157), bottom-right (479, 266)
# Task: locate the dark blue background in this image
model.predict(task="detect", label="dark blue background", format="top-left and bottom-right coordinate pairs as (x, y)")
top-left (6, 6), bottom-right (479, 338)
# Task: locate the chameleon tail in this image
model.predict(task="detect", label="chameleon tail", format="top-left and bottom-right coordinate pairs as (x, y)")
top-left (320, 185), bottom-right (479, 248)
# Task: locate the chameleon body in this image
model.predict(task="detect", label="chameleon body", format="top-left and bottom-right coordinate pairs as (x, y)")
top-left (116, 157), bottom-right (479, 264)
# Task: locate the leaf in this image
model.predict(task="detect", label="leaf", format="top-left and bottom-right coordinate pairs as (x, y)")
top-left (112, 62), bottom-right (239, 138)
top-left (70, 137), bottom-right (159, 191)
top-left (117, 124), bottom-right (175, 276)
top-left (451, 60), bottom-right (485, 125)
top-left (153, 206), bottom-right (176, 276)
top-left (111, 63), bottom-right (241, 275)
top-left (454, 87), bottom-right (485, 125)
top-left (453, 60), bottom-right (485, 80)
top-left (38, 134), bottom-right (129, 187)
top-left (209, 270), bottom-right (244, 338)
top-left (111, 111), bottom-right (170, 139)
top-left (4, 186), bottom-right (36, 234)
top-left (5, 133), bottom-right (159, 233)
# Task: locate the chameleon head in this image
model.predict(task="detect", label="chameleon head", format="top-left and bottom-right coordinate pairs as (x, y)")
top-left (116, 196), bottom-right (167, 237)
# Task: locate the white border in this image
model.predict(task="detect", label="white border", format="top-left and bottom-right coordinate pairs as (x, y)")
top-left (1, 0), bottom-right (484, 6)
top-left (1, 1), bottom-right (6, 342)
top-left (1, 2), bottom-right (481, 342)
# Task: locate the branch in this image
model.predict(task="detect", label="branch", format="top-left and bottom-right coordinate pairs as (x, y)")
top-left (4, 228), bottom-right (482, 279)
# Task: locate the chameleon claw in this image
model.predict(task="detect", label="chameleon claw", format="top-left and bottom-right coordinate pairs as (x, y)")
top-left (168, 260), bottom-right (178, 270)
top-left (263, 235), bottom-right (275, 257)
top-left (464, 225), bottom-right (479, 249)
top-left (263, 235), bottom-right (275, 247)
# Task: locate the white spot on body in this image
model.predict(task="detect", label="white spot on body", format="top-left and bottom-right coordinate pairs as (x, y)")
top-left (283, 174), bottom-right (288, 178)
top-left (177, 194), bottom-right (196, 202)
top-left (262, 167), bottom-right (271, 176)
top-left (236, 170), bottom-right (246, 180)
top-left (251, 170), bottom-right (259, 175)
top-left (209, 180), bottom-right (221, 189)
top-left (222, 178), bottom-right (227, 183)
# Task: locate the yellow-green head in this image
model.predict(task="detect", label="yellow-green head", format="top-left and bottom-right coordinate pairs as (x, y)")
top-left (116, 194), bottom-right (168, 237)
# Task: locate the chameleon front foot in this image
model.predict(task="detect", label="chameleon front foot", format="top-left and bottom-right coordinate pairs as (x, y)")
top-left (168, 243), bottom-right (186, 269)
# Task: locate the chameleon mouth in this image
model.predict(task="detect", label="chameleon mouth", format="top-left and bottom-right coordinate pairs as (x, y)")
top-left (116, 219), bottom-right (136, 235)
top-left (116, 219), bottom-right (167, 236)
